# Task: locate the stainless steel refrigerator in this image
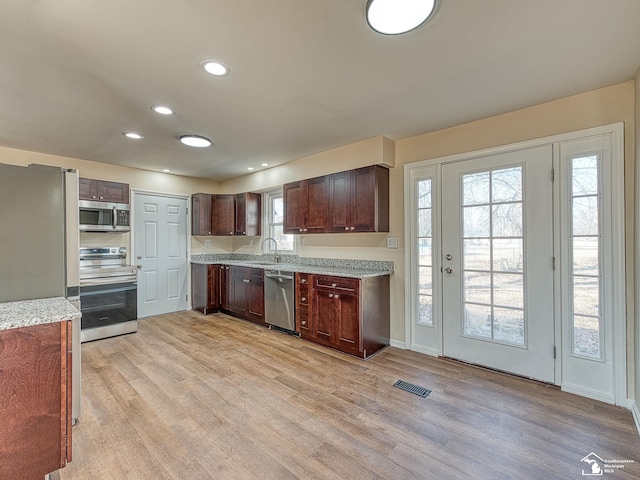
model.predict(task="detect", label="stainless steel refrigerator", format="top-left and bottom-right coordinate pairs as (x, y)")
top-left (0, 163), bottom-right (82, 422)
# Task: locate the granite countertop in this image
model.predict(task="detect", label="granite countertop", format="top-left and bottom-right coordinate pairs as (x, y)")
top-left (191, 254), bottom-right (393, 279)
top-left (0, 297), bottom-right (81, 331)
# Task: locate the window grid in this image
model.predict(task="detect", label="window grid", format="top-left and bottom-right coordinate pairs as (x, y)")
top-left (416, 179), bottom-right (433, 327)
top-left (267, 193), bottom-right (294, 252)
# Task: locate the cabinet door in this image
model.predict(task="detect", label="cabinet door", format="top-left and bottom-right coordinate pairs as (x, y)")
top-left (212, 194), bottom-right (235, 236)
top-left (229, 266), bottom-right (249, 316)
top-left (305, 176), bottom-right (330, 233)
top-left (208, 265), bottom-right (220, 311)
top-left (335, 293), bottom-right (360, 352)
top-left (350, 166), bottom-right (388, 232)
top-left (220, 266), bottom-right (231, 311)
top-left (97, 180), bottom-right (129, 203)
top-left (247, 269), bottom-right (265, 323)
top-left (191, 263), bottom-right (208, 313)
top-left (283, 181), bottom-right (304, 234)
top-left (312, 289), bottom-right (335, 343)
top-left (191, 193), bottom-right (212, 236)
top-left (78, 178), bottom-right (98, 200)
top-left (235, 193), bottom-right (261, 236)
top-left (328, 171), bottom-right (351, 232)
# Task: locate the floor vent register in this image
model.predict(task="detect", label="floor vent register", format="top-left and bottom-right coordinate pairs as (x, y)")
top-left (393, 380), bottom-right (431, 398)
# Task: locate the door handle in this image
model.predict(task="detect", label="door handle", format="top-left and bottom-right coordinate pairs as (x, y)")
top-left (444, 267), bottom-right (453, 274)
top-left (136, 264), bottom-right (142, 269)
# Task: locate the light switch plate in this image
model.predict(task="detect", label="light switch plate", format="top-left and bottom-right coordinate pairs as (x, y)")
top-left (386, 236), bottom-right (398, 249)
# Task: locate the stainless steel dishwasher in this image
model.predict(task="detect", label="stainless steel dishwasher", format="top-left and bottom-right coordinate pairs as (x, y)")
top-left (264, 270), bottom-right (296, 333)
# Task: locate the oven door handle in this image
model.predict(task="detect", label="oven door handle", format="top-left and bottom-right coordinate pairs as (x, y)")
top-left (80, 277), bottom-right (137, 287)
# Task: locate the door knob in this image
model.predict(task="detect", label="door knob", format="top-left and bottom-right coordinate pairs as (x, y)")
top-left (445, 254), bottom-right (452, 261)
top-left (137, 255), bottom-right (142, 260)
top-left (444, 267), bottom-right (453, 274)
top-left (136, 264), bottom-right (142, 269)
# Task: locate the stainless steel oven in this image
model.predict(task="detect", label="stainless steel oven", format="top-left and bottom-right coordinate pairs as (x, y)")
top-left (79, 247), bottom-right (138, 342)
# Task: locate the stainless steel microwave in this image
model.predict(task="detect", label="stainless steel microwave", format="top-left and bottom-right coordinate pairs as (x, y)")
top-left (79, 200), bottom-right (130, 232)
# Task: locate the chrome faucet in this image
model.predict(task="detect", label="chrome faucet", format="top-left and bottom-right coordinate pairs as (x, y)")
top-left (261, 237), bottom-right (280, 263)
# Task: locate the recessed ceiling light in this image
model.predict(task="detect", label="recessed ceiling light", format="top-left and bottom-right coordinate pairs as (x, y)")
top-left (123, 132), bottom-right (143, 140)
top-left (152, 105), bottom-right (174, 115)
top-left (261, 163), bottom-right (269, 167)
top-left (366, 0), bottom-right (436, 35)
top-left (179, 135), bottom-right (212, 148)
top-left (247, 167), bottom-right (254, 171)
top-left (162, 169), bottom-right (171, 173)
top-left (201, 60), bottom-right (230, 77)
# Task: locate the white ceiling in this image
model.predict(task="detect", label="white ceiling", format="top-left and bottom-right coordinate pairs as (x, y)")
top-left (1, 0), bottom-right (639, 180)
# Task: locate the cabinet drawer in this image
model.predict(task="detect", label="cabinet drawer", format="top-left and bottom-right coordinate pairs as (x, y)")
top-left (297, 273), bottom-right (310, 286)
top-left (314, 275), bottom-right (359, 294)
top-left (297, 309), bottom-right (310, 332)
top-left (297, 284), bottom-right (309, 307)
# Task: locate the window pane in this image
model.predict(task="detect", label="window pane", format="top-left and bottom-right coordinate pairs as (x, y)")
top-left (418, 209), bottom-right (432, 237)
top-left (418, 179), bottom-right (432, 208)
top-left (464, 239), bottom-right (491, 271)
top-left (418, 238), bottom-right (432, 266)
top-left (418, 295), bottom-right (433, 326)
top-left (492, 167), bottom-right (522, 203)
top-left (272, 197), bottom-right (284, 223)
top-left (573, 237), bottom-right (598, 277)
top-left (573, 196), bottom-right (598, 236)
top-left (573, 276), bottom-right (599, 317)
top-left (493, 307), bottom-right (525, 346)
top-left (464, 272), bottom-right (491, 304)
top-left (419, 266), bottom-right (432, 296)
top-left (493, 273), bottom-right (524, 309)
top-left (573, 315), bottom-right (601, 358)
top-left (271, 225), bottom-right (294, 251)
top-left (492, 203), bottom-right (522, 237)
top-left (464, 303), bottom-right (492, 339)
top-left (464, 206), bottom-right (490, 237)
top-left (572, 156), bottom-right (598, 196)
top-left (493, 238), bottom-right (523, 272)
top-left (463, 172), bottom-right (490, 205)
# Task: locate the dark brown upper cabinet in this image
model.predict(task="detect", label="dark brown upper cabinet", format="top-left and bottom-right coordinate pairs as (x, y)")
top-left (79, 178), bottom-right (129, 204)
top-left (192, 192), bottom-right (261, 236)
top-left (191, 193), bottom-right (212, 236)
top-left (283, 175), bottom-right (330, 234)
top-left (329, 165), bottom-right (389, 233)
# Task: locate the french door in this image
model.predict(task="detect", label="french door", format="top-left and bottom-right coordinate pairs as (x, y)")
top-left (406, 125), bottom-right (625, 403)
top-left (441, 146), bottom-right (555, 383)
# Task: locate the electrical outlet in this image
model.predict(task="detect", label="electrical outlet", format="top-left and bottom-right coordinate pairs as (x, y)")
top-left (386, 236), bottom-right (398, 249)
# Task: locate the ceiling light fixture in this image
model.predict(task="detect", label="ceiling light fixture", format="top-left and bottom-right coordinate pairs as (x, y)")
top-left (247, 167), bottom-right (254, 171)
top-left (261, 163), bottom-right (269, 167)
top-left (123, 132), bottom-right (143, 139)
top-left (366, 0), bottom-right (436, 35)
top-left (162, 169), bottom-right (171, 173)
top-left (179, 135), bottom-right (212, 148)
top-left (201, 60), bottom-right (230, 77)
top-left (152, 105), bottom-right (174, 115)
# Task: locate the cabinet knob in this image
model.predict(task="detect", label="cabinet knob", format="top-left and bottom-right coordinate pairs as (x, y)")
top-left (350, 226), bottom-right (355, 231)
top-left (99, 196), bottom-right (104, 200)
top-left (301, 297), bottom-right (306, 302)
top-left (331, 283), bottom-right (337, 287)
top-left (299, 228), bottom-right (303, 232)
top-left (92, 195), bottom-right (96, 199)
top-left (329, 293), bottom-right (334, 298)
top-left (300, 279), bottom-right (306, 284)
top-left (334, 294), bottom-right (340, 299)
top-left (229, 231), bottom-right (233, 235)
top-left (243, 279), bottom-right (250, 283)
top-left (345, 227), bottom-right (349, 231)
top-left (301, 321), bottom-right (307, 326)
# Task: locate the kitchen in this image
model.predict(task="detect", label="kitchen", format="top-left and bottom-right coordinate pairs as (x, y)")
top-left (2, 1), bottom-right (640, 479)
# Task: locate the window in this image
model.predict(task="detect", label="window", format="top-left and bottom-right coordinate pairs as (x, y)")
top-left (416, 178), bottom-right (434, 326)
top-left (266, 191), bottom-right (295, 252)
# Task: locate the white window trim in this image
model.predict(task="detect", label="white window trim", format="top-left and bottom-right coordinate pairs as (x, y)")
top-left (264, 189), bottom-right (296, 254)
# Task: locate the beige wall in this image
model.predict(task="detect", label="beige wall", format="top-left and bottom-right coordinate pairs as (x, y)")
top-left (635, 70), bottom-right (640, 410)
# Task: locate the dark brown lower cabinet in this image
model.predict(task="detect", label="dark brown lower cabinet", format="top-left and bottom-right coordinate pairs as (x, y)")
top-left (299, 273), bottom-right (389, 358)
top-left (191, 263), bottom-right (220, 314)
top-left (227, 266), bottom-right (265, 325)
top-left (0, 321), bottom-right (72, 479)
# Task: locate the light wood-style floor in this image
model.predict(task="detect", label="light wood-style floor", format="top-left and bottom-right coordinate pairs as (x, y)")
top-left (60, 311), bottom-right (640, 480)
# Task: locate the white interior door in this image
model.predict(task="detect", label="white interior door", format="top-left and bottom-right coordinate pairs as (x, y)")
top-left (441, 145), bottom-right (555, 383)
top-left (134, 193), bottom-right (188, 318)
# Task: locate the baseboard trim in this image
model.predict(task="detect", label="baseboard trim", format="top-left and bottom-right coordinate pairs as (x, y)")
top-left (561, 382), bottom-right (615, 405)
top-left (389, 339), bottom-right (406, 349)
top-left (630, 400), bottom-right (640, 438)
top-left (410, 344), bottom-right (439, 357)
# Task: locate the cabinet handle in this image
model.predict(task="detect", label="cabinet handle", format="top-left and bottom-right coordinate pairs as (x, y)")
top-left (350, 226), bottom-right (355, 231)
top-left (299, 228), bottom-right (303, 232)
top-left (329, 293), bottom-right (334, 298)
top-left (99, 196), bottom-right (104, 200)
top-left (243, 279), bottom-right (250, 283)
top-left (345, 227), bottom-right (349, 231)
top-left (92, 195), bottom-right (96, 199)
